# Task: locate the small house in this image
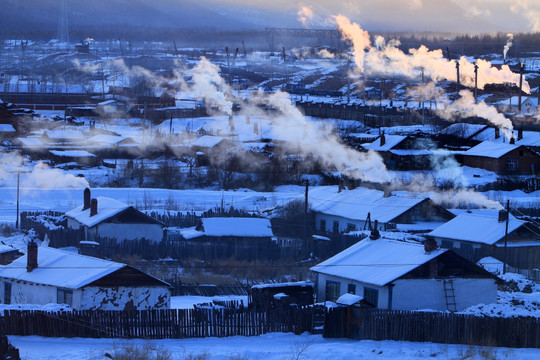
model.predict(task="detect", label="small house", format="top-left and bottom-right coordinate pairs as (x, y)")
top-left (461, 141), bottom-right (540, 175)
top-left (0, 243), bottom-right (170, 310)
top-left (65, 188), bottom-right (165, 243)
top-left (310, 237), bottom-right (499, 312)
top-left (249, 281), bottom-right (314, 311)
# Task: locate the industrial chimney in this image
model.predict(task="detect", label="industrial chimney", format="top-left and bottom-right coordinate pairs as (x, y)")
top-left (424, 238), bottom-right (437, 253)
top-left (83, 188), bottom-right (91, 211)
top-left (498, 209), bottom-right (508, 223)
top-left (90, 198), bottom-right (98, 217)
top-left (27, 240), bottom-right (38, 272)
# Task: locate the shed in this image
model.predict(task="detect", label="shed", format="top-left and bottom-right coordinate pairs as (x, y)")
top-left (249, 281), bottom-right (314, 311)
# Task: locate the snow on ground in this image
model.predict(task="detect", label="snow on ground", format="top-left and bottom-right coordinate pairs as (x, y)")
top-left (9, 333), bottom-right (540, 360)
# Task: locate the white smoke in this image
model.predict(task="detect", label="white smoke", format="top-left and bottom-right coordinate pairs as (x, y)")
top-left (332, 15), bottom-right (530, 93)
top-left (0, 153), bottom-right (88, 189)
top-left (511, 0), bottom-right (540, 32)
top-left (297, 5), bottom-right (314, 27)
top-left (263, 91), bottom-right (391, 183)
top-left (189, 57), bottom-right (234, 115)
top-left (437, 90), bottom-right (513, 138)
top-left (503, 33), bottom-right (513, 61)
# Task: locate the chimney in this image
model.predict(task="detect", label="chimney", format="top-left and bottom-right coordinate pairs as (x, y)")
top-left (424, 238), bottom-right (437, 253)
top-left (509, 136), bottom-right (515, 144)
top-left (347, 179), bottom-right (356, 190)
top-left (518, 128), bottom-right (523, 141)
top-left (90, 198), bottom-right (98, 217)
top-left (83, 188), bottom-right (91, 211)
top-left (383, 188), bottom-right (391, 198)
top-left (27, 241), bottom-right (38, 272)
top-left (380, 133), bottom-right (386, 146)
top-left (369, 220), bottom-right (380, 240)
top-left (495, 128), bottom-right (500, 139)
top-left (498, 209), bottom-right (508, 223)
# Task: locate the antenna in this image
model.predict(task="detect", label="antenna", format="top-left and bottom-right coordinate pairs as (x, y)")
top-left (57, 0), bottom-right (70, 44)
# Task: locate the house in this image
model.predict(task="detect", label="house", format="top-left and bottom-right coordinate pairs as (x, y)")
top-left (65, 188), bottom-right (165, 243)
top-left (460, 141), bottom-right (540, 175)
top-left (95, 99), bottom-right (129, 118)
top-left (310, 237), bottom-right (499, 312)
top-left (0, 242), bottom-right (170, 310)
top-left (427, 210), bottom-right (538, 249)
top-left (49, 149), bottom-right (100, 168)
top-left (249, 281), bottom-right (314, 311)
top-left (310, 187), bottom-right (454, 233)
top-left (495, 96), bottom-right (538, 115)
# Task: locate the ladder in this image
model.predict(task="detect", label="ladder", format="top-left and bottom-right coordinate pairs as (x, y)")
top-left (443, 279), bottom-right (457, 312)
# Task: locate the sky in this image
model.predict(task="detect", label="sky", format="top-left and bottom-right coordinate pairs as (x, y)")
top-left (3, 0), bottom-right (540, 34)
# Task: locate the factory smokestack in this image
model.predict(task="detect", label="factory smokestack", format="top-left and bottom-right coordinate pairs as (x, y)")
top-left (518, 63), bottom-right (524, 112)
top-left (474, 63), bottom-right (479, 103)
top-left (455, 61), bottom-right (460, 93)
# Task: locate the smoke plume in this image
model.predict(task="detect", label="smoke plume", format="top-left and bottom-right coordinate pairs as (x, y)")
top-left (333, 15), bottom-right (530, 93)
top-left (297, 5), bottom-right (314, 27)
top-left (503, 33), bottom-right (513, 61)
top-left (437, 90), bottom-right (513, 138)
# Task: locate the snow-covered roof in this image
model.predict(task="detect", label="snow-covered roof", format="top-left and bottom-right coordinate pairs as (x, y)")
top-left (17, 137), bottom-right (43, 147)
top-left (463, 141), bottom-right (520, 158)
top-left (65, 196), bottom-right (131, 228)
top-left (0, 246), bottom-right (124, 289)
top-left (50, 150), bottom-right (97, 158)
top-left (362, 135), bottom-right (407, 151)
top-left (251, 281), bottom-right (314, 290)
top-left (0, 244), bottom-right (19, 254)
top-left (336, 293), bottom-right (364, 306)
top-left (87, 134), bottom-right (127, 145)
top-left (495, 96), bottom-right (538, 107)
top-left (199, 217), bottom-right (273, 237)
top-left (471, 128), bottom-right (540, 147)
top-left (427, 212), bottom-right (526, 245)
top-left (310, 187), bottom-right (426, 223)
top-left (310, 238), bottom-right (446, 286)
top-left (0, 124), bottom-right (15, 132)
top-left (192, 135), bottom-right (225, 148)
top-left (44, 128), bottom-right (85, 140)
top-left (439, 123), bottom-right (488, 139)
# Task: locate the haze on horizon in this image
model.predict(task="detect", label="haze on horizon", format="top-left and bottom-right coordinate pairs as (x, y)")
top-left (1, 0), bottom-right (539, 35)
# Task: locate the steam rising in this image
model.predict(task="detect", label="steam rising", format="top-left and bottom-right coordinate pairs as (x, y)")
top-left (437, 90), bottom-right (513, 137)
top-left (503, 33), bottom-right (513, 61)
top-left (333, 15), bottom-right (530, 93)
top-left (190, 57), bottom-right (233, 115)
top-left (297, 5), bottom-right (314, 27)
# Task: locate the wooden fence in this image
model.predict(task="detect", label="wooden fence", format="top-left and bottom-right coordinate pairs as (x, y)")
top-left (0, 307), bottom-right (314, 339)
top-left (324, 308), bottom-right (540, 348)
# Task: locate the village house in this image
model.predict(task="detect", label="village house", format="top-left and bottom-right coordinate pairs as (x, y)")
top-left (310, 187), bottom-right (454, 233)
top-left (65, 188), bottom-right (165, 243)
top-left (495, 96), bottom-right (539, 116)
top-left (426, 210), bottom-right (540, 267)
top-left (310, 237), bottom-right (499, 312)
top-left (460, 140), bottom-right (540, 175)
top-left (0, 244), bottom-right (22, 265)
top-left (0, 242), bottom-right (170, 310)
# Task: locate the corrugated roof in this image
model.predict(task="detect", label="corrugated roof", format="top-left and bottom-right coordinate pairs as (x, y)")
top-left (200, 217), bottom-right (273, 237)
top-left (0, 246), bottom-right (124, 289)
top-left (310, 187), bottom-right (425, 223)
top-left (310, 238), bottom-right (446, 286)
top-left (427, 212), bottom-right (526, 245)
top-left (65, 196), bottom-right (130, 228)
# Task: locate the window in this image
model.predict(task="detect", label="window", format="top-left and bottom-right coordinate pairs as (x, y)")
top-left (57, 288), bottom-right (73, 306)
top-left (320, 219), bottom-right (326, 232)
top-left (347, 284), bottom-right (356, 294)
top-left (4, 282), bottom-right (11, 305)
top-left (363, 287), bottom-right (379, 307)
top-left (506, 158), bottom-right (519, 172)
top-left (346, 223), bottom-right (357, 232)
top-left (332, 221), bottom-right (340, 234)
top-left (325, 280), bottom-right (340, 302)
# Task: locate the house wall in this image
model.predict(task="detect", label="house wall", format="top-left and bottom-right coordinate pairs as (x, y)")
top-left (463, 148), bottom-right (540, 175)
top-left (0, 279), bottom-right (82, 308)
top-left (314, 273), bottom-right (389, 309)
top-left (392, 278), bottom-right (497, 311)
top-left (80, 286), bottom-right (170, 310)
top-left (315, 213), bottom-right (387, 233)
top-left (96, 223), bottom-right (163, 242)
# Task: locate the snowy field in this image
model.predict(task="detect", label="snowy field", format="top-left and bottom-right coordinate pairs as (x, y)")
top-left (9, 333), bottom-right (540, 360)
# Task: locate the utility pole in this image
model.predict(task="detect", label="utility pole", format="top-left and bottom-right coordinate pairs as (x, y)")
top-left (455, 60), bottom-right (460, 94)
top-left (518, 63), bottom-right (524, 113)
top-left (474, 62), bottom-right (479, 103)
top-left (503, 199), bottom-right (510, 274)
top-left (303, 179), bottom-right (309, 255)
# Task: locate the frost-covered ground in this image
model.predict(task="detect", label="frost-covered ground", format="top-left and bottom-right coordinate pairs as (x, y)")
top-left (9, 333), bottom-right (540, 360)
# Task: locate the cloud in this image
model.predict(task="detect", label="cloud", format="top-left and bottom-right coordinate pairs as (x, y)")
top-left (297, 5), bottom-right (314, 27)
